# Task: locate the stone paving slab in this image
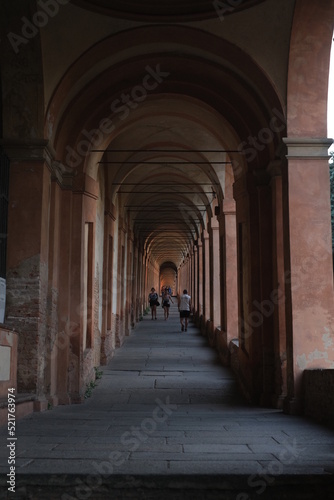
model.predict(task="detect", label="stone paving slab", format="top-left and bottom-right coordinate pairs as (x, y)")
top-left (129, 451), bottom-right (276, 461)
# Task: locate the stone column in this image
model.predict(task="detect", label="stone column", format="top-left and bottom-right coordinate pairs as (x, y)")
top-left (56, 189), bottom-right (73, 405)
top-left (45, 179), bottom-right (61, 405)
top-left (189, 248), bottom-right (194, 305)
top-left (255, 171), bottom-right (275, 406)
top-left (187, 252), bottom-right (191, 294)
top-left (69, 173), bottom-right (98, 403)
top-left (233, 173), bottom-right (263, 402)
top-left (268, 161), bottom-right (288, 408)
top-left (193, 244), bottom-right (198, 315)
top-left (198, 239), bottom-right (204, 318)
top-left (132, 242), bottom-right (139, 325)
top-left (202, 230), bottom-right (210, 323)
top-left (283, 137), bottom-right (334, 413)
top-left (137, 248), bottom-right (144, 316)
top-left (222, 201), bottom-right (238, 348)
top-left (211, 220), bottom-right (221, 330)
top-left (5, 141), bottom-right (51, 410)
top-left (125, 229), bottom-right (133, 336)
top-left (101, 201), bottom-right (116, 364)
top-left (116, 217), bottom-right (126, 346)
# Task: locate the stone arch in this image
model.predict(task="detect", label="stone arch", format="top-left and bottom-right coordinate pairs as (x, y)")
top-left (287, 0), bottom-right (334, 137)
top-left (71, 0), bottom-right (266, 22)
top-left (45, 25), bottom-right (285, 180)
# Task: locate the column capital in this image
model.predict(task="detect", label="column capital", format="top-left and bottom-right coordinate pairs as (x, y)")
top-left (105, 200), bottom-right (116, 221)
top-left (222, 197), bottom-right (236, 215)
top-left (0, 138), bottom-right (50, 162)
top-left (202, 229), bottom-right (210, 241)
top-left (0, 138), bottom-right (80, 188)
top-left (283, 137), bottom-right (333, 159)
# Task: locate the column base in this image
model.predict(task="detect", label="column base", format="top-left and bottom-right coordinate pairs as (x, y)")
top-left (69, 392), bottom-right (85, 404)
top-left (283, 396), bottom-right (302, 415)
top-left (272, 394), bottom-right (286, 410)
top-left (33, 398), bottom-right (48, 412)
top-left (57, 392), bottom-right (72, 405)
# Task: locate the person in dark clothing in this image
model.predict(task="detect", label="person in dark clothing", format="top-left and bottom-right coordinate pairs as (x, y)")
top-left (148, 287), bottom-right (159, 320)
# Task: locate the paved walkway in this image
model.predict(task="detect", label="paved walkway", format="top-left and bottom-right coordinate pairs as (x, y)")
top-left (1, 302), bottom-right (334, 498)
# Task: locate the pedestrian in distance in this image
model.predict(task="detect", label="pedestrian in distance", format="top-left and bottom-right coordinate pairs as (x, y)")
top-left (148, 287), bottom-right (159, 320)
top-left (162, 286), bottom-right (174, 320)
top-left (178, 289), bottom-right (191, 332)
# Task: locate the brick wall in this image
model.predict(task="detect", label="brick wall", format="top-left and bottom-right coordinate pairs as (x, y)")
top-left (46, 287), bottom-right (58, 354)
top-left (6, 255), bottom-right (47, 394)
top-left (82, 348), bottom-right (94, 393)
top-left (101, 312), bottom-right (116, 365)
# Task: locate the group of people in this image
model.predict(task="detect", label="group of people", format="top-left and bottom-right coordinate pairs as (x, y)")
top-left (148, 287), bottom-right (191, 332)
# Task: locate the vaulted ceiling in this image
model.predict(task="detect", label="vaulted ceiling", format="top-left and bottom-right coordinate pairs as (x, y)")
top-left (44, 0), bottom-right (289, 270)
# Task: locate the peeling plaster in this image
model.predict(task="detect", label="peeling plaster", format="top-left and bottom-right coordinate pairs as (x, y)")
top-left (307, 349), bottom-right (328, 362)
top-left (297, 353), bottom-right (307, 370)
top-left (297, 325), bottom-right (334, 370)
top-left (322, 329), bottom-right (333, 350)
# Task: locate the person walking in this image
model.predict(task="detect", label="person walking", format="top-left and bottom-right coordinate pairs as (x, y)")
top-left (178, 289), bottom-right (191, 332)
top-left (148, 287), bottom-right (159, 320)
top-left (162, 286), bottom-right (174, 320)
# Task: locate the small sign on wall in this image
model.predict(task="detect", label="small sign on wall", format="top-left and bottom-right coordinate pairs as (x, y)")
top-left (0, 345), bottom-right (10, 380)
top-left (0, 278), bottom-right (6, 324)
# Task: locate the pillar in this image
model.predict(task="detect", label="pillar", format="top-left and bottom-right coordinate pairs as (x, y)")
top-left (198, 239), bottom-right (203, 318)
top-left (268, 161), bottom-right (288, 408)
top-left (219, 198), bottom-right (238, 358)
top-left (45, 178), bottom-right (61, 405)
top-left (211, 219), bottom-right (221, 330)
top-left (193, 244), bottom-right (198, 315)
top-left (56, 189), bottom-right (73, 404)
top-left (5, 141), bottom-right (51, 409)
top-left (116, 216), bottom-right (126, 346)
top-left (101, 200), bottom-right (116, 364)
top-left (283, 138), bottom-right (334, 413)
top-left (255, 171), bottom-right (275, 406)
top-left (125, 229), bottom-right (134, 336)
top-left (202, 229), bottom-right (210, 323)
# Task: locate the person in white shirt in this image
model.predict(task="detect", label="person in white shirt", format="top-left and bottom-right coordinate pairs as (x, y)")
top-left (178, 289), bottom-right (191, 332)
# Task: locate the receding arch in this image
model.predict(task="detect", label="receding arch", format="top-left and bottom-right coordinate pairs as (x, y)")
top-left (71, 0), bottom-right (266, 22)
top-left (46, 25), bottom-right (285, 181)
top-left (287, 0), bottom-right (334, 136)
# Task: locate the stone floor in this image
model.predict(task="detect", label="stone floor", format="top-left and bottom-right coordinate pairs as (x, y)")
top-left (0, 303), bottom-right (334, 499)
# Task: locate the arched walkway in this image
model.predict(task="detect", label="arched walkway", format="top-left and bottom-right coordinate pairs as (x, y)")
top-left (0, 1), bottom-right (334, 475)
